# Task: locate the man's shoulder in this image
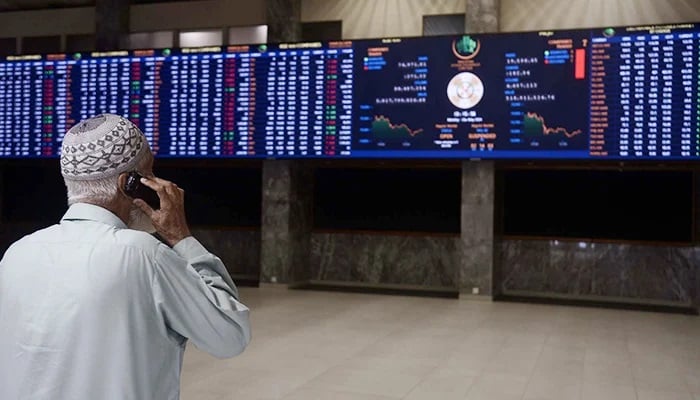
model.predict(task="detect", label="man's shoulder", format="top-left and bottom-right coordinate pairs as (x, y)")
top-left (9, 222), bottom-right (167, 257)
top-left (8, 224), bottom-right (60, 246)
top-left (114, 228), bottom-right (169, 255)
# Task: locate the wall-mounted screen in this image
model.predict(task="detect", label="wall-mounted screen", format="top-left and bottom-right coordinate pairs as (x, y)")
top-left (0, 22), bottom-right (698, 160)
top-left (500, 169), bottom-right (694, 242)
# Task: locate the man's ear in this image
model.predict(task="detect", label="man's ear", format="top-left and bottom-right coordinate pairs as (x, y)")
top-left (117, 172), bottom-right (129, 196)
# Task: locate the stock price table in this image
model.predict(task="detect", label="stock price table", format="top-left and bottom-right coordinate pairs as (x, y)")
top-left (0, 44), bottom-right (353, 158)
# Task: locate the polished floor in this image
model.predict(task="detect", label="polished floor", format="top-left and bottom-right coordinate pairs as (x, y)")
top-left (181, 286), bottom-right (700, 400)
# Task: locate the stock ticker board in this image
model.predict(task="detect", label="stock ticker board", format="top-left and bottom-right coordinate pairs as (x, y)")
top-left (0, 22), bottom-right (698, 160)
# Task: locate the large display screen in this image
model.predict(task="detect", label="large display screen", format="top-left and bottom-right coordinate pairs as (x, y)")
top-left (0, 22), bottom-right (698, 160)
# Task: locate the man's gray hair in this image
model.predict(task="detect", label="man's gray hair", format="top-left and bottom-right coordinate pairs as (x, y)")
top-left (65, 175), bottom-right (120, 206)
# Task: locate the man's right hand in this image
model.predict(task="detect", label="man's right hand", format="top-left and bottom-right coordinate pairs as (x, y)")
top-left (133, 176), bottom-right (192, 247)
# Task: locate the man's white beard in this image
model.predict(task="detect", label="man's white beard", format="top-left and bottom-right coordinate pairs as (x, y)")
top-left (128, 206), bottom-right (156, 233)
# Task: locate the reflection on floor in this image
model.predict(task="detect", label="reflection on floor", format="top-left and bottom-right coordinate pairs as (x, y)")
top-left (181, 286), bottom-right (700, 400)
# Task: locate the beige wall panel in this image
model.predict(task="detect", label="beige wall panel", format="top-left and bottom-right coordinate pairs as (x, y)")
top-left (131, 0), bottom-right (266, 32)
top-left (0, 0), bottom-right (266, 38)
top-left (0, 7), bottom-right (94, 37)
top-left (302, 0), bottom-right (468, 39)
top-left (500, 0), bottom-right (700, 32)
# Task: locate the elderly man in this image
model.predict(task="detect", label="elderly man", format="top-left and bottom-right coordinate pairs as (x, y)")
top-left (0, 114), bottom-right (251, 399)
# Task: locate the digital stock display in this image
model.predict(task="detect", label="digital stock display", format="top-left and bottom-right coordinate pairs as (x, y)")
top-left (0, 22), bottom-right (698, 160)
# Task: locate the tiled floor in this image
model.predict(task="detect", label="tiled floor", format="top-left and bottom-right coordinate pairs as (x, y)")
top-left (180, 286), bottom-right (700, 400)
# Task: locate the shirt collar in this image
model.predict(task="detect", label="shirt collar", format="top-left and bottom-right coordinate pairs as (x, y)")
top-left (61, 203), bottom-right (128, 229)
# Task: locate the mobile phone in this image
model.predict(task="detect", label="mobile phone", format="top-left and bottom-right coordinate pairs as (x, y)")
top-left (124, 171), bottom-right (160, 210)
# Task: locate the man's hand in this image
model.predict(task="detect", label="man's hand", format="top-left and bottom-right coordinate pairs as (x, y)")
top-left (133, 176), bottom-right (192, 247)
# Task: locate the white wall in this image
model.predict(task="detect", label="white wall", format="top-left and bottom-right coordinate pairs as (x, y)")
top-left (501, 0), bottom-right (700, 31)
top-left (301, 0), bottom-right (468, 39)
top-left (301, 0), bottom-right (700, 39)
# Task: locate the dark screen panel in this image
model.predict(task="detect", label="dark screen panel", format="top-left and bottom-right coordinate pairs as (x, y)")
top-left (0, 164), bottom-right (66, 254)
top-left (22, 35), bottom-right (61, 54)
top-left (0, 22), bottom-right (697, 160)
top-left (0, 164), bottom-right (262, 228)
top-left (66, 34), bottom-right (96, 52)
top-left (2, 165), bottom-right (67, 223)
top-left (156, 167), bottom-right (262, 227)
top-left (301, 21), bottom-right (342, 41)
top-left (0, 38), bottom-right (16, 57)
top-left (501, 169), bottom-right (693, 242)
top-left (314, 168), bottom-right (461, 233)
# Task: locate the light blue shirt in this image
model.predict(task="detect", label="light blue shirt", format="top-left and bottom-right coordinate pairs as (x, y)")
top-left (0, 203), bottom-right (251, 400)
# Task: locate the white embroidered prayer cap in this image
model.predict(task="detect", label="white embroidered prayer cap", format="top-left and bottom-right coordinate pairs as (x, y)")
top-left (60, 114), bottom-right (149, 181)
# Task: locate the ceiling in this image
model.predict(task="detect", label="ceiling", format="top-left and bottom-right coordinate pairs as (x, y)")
top-left (0, 0), bottom-right (93, 11)
top-left (0, 0), bottom-right (189, 12)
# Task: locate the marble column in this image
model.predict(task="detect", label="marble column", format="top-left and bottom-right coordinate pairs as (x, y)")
top-left (266, 0), bottom-right (302, 43)
top-left (460, 161), bottom-right (495, 295)
top-left (465, 0), bottom-right (500, 33)
top-left (260, 161), bottom-right (313, 284)
top-left (459, 1), bottom-right (499, 297)
top-left (95, 0), bottom-right (129, 51)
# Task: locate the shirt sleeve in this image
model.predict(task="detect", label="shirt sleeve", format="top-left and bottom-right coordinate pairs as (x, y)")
top-left (151, 236), bottom-right (251, 358)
